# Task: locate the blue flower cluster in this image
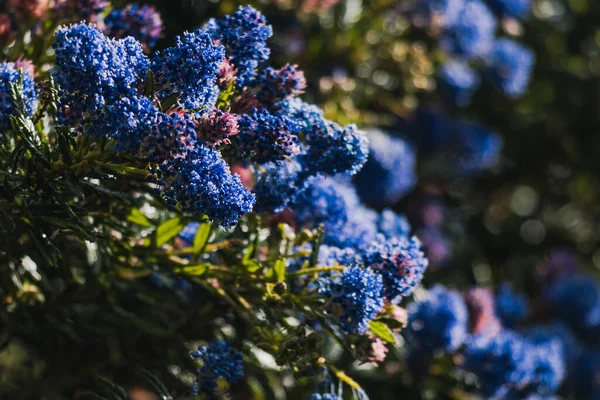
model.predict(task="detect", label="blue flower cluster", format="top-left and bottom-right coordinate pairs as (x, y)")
top-left (319, 264), bottom-right (385, 335)
top-left (363, 236), bottom-right (429, 304)
top-left (404, 283), bottom-right (566, 398)
top-left (104, 3), bottom-right (163, 50)
top-left (488, 0), bottom-right (531, 18)
top-left (354, 129), bottom-right (416, 206)
top-left (288, 175), bottom-right (426, 335)
top-left (151, 29), bottom-right (224, 110)
top-left (51, 7), bottom-right (369, 227)
top-left (441, 0), bottom-right (497, 58)
top-left (410, 108), bottom-right (503, 176)
top-left (405, 285), bottom-right (469, 352)
top-left (438, 60), bottom-right (480, 107)
top-left (237, 108), bottom-right (300, 163)
top-left (495, 283), bottom-right (528, 328)
top-left (256, 64), bottom-right (306, 105)
top-left (53, 23), bottom-right (149, 128)
top-left (191, 340), bottom-right (244, 398)
top-left (486, 38), bottom-right (535, 98)
top-left (417, 0), bottom-right (535, 104)
top-left (205, 5), bottom-right (273, 87)
top-left (0, 61), bottom-right (37, 130)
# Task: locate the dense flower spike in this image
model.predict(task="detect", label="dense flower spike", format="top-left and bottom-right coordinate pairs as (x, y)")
top-left (156, 114), bottom-right (255, 226)
top-left (104, 4), bottom-right (163, 50)
top-left (294, 177), bottom-right (378, 249)
top-left (544, 274), bottom-right (600, 340)
top-left (526, 335), bottom-right (566, 396)
top-left (464, 287), bottom-right (502, 337)
top-left (486, 39), bottom-right (535, 98)
top-left (438, 60), bottom-right (480, 107)
top-left (495, 283), bottom-right (528, 328)
top-left (405, 285), bottom-right (469, 352)
top-left (354, 129), bottom-right (416, 206)
top-left (320, 264), bottom-right (385, 334)
top-left (206, 6), bottom-right (273, 87)
top-left (488, 0), bottom-right (531, 19)
top-left (442, 0), bottom-right (497, 58)
top-left (462, 331), bottom-right (537, 398)
top-left (237, 108), bottom-right (300, 163)
top-left (256, 64), bottom-right (306, 105)
top-left (53, 23), bottom-right (149, 128)
top-left (191, 340), bottom-right (244, 397)
top-left (0, 61), bottom-right (38, 130)
top-left (447, 120), bottom-right (503, 174)
top-left (152, 29), bottom-right (224, 110)
top-left (304, 122), bottom-right (369, 176)
top-left (252, 159), bottom-right (308, 212)
top-left (377, 210), bottom-right (411, 240)
top-left (363, 236), bottom-right (429, 303)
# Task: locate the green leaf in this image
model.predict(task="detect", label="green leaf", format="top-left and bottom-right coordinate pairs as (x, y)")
top-left (155, 217), bottom-right (183, 247)
top-left (127, 208), bottom-right (152, 227)
top-left (274, 259), bottom-right (286, 282)
top-left (137, 368), bottom-right (171, 397)
top-left (245, 260), bottom-right (261, 273)
top-left (173, 263), bottom-right (209, 276)
top-left (193, 221), bottom-right (211, 255)
top-left (368, 320), bottom-right (396, 344)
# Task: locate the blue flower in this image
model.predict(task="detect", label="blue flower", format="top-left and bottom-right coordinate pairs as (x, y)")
top-left (442, 0), bottom-right (497, 58)
top-left (256, 64), bottom-right (306, 106)
top-left (525, 335), bottom-right (566, 396)
top-left (438, 60), bottom-right (480, 107)
top-left (377, 209), bottom-right (412, 240)
top-left (53, 23), bottom-right (150, 126)
top-left (354, 129), bottom-right (416, 206)
top-left (495, 283), bottom-right (528, 328)
top-left (191, 340), bottom-right (244, 398)
top-left (462, 331), bottom-right (537, 399)
top-left (178, 222), bottom-right (200, 245)
top-left (363, 236), bottom-right (428, 303)
top-left (151, 29), bottom-right (224, 110)
top-left (88, 95), bottom-right (159, 151)
top-left (488, 0), bottom-right (531, 19)
top-left (252, 158), bottom-right (310, 213)
top-left (0, 61), bottom-right (37, 130)
top-left (237, 108), bottom-right (300, 163)
top-left (446, 120), bottom-right (503, 175)
top-left (275, 97), bottom-right (326, 135)
top-left (156, 113), bottom-right (255, 226)
top-left (317, 245), bottom-right (359, 267)
top-left (303, 121), bottom-right (369, 176)
top-left (104, 3), bottom-right (163, 50)
top-left (206, 5), bottom-right (273, 87)
top-left (293, 177), bottom-right (378, 249)
top-left (544, 274), bottom-right (600, 341)
top-left (319, 264), bottom-right (385, 334)
top-left (486, 38), bottom-right (535, 98)
top-left (405, 285), bottom-right (468, 352)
